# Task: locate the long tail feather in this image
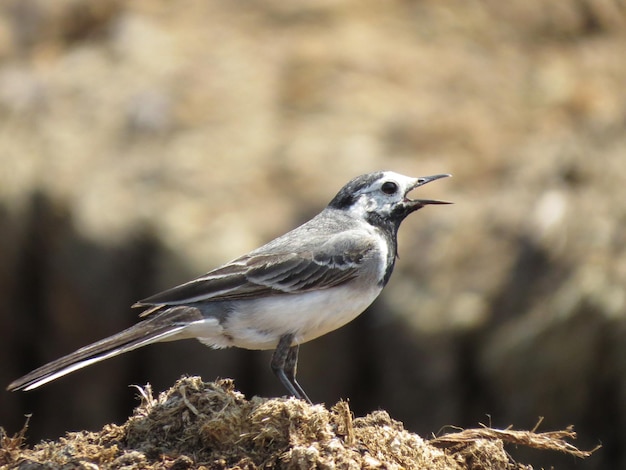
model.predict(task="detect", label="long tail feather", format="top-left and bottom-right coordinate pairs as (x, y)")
top-left (7, 306), bottom-right (203, 391)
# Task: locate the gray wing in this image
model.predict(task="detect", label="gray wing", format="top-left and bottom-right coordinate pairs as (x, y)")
top-left (136, 233), bottom-right (375, 308)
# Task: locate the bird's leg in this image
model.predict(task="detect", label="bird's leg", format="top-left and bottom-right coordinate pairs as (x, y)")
top-left (285, 342), bottom-right (312, 404)
top-left (271, 334), bottom-right (312, 404)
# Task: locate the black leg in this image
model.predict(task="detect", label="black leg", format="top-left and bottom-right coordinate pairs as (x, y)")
top-left (270, 334), bottom-right (312, 404)
top-left (285, 343), bottom-right (312, 404)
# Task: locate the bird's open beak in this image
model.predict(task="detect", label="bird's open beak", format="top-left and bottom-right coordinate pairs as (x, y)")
top-left (405, 174), bottom-right (452, 209)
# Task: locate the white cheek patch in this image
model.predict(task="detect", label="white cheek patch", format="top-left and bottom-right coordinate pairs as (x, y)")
top-left (351, 194), bottom-right (383, 217)
top-left (365, 198), bottom-right (378, 212)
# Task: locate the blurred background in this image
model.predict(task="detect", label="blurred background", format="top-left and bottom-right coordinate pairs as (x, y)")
top-left (0, 0), bottom-right (625, 468)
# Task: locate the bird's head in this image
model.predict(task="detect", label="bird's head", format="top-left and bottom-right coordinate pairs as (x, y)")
top-left (328, 171), bottom-right (451, 224)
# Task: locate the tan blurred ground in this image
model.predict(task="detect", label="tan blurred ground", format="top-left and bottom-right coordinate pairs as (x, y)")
top-left (0, 1), bottom-right (625, 468)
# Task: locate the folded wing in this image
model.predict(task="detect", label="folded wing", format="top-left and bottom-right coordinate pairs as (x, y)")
top-left (136, 236), bottom-right (374, 308)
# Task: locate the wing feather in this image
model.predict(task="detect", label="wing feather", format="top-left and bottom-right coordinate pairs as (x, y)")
top-left (136, 233), bottom-right (375, 309)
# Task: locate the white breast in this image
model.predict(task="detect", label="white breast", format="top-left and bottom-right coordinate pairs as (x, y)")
top-left (218, 281), bottom-right (383, 350)
top-left (185, 269), bottom-right (385, 351)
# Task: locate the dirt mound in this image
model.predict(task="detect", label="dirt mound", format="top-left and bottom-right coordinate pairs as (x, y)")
top-left (0, 377), bottom-right (596, 469)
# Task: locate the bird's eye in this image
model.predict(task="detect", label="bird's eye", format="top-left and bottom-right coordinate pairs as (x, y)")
top-left (381, 181), bottom-right (399, 195)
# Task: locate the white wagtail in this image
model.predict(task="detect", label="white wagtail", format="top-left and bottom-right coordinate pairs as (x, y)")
top-left (7, 171), bottom-right (450, 402)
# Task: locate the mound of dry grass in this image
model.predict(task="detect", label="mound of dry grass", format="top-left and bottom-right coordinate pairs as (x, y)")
top-left (0, 377), bottom-right (597, 469)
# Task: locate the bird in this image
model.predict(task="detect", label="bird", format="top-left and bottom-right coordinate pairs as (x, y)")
top-left (7, 171), bottom-right (451, 403)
